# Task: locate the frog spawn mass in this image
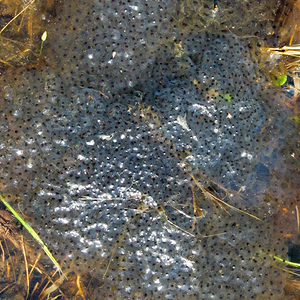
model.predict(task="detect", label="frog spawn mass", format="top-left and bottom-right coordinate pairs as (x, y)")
top-left (0, 0), bottom-right (288, 299)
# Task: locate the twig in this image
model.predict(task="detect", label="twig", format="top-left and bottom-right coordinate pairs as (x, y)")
top-left (0, 0), bottom-right (35, 35)
top-left (76, 274), bottom-right (87, 300)
top-left (103, 226), bottom-right (127, 279)
top-left (296, 205), bottom-right (299, 233)
top-left (0, 241), bottom-right (4, 263)
top-left (29, 252), bottom-right (41, 279)
top-left (0, 59), bottom-right (12, 66)
top-left (0, 283), bottom-right (14, 295)
top-left (190, 174), bottom-right (261, 221)
top-left (79, 86), bottom-right (109, 99)
top-left (21, 236), bottom-right (29, 298)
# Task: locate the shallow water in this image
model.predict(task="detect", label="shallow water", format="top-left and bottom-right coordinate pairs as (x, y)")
top-left (0, 0), bottom-right (299, 299)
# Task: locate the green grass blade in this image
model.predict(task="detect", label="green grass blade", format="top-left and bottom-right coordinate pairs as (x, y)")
top-left (0, 194), bottom-right (67, 279)
top-left (274, 255), bottom-right (300, 268)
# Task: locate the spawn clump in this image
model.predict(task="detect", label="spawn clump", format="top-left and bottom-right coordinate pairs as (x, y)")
top-left (0, 0), bottom-right (292, 299)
